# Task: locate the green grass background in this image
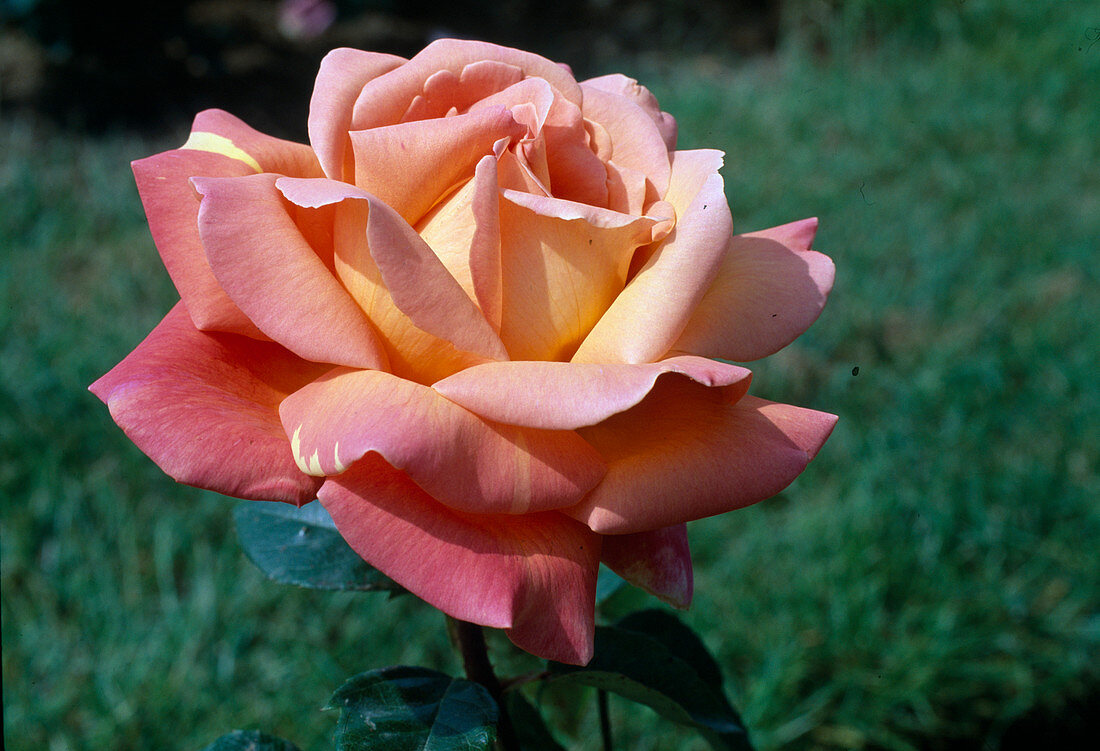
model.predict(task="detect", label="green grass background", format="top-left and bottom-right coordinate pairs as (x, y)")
top-left (3, 1), bottom-right (1098, 748)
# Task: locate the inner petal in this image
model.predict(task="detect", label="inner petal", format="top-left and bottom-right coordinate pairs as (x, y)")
top-left (497, 191), bottom-right (661, 361)
top-left (401, 60), bottom-right (526, 121)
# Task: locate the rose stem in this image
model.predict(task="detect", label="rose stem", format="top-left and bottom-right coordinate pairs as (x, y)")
top-left (447, 617), bottom-right (520, 751)
top-left (598, 689), bottom-right (614, 751)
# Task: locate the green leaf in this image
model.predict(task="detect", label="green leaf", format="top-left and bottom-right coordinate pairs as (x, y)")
top-left (200, 729), bottom-right (302, 751)
top-left (615, 609), bottom-right (725, 693)
top-left (233, 500), bottom-right (402, 592)
top-left (548, 623), bottom-right (752, 751)
top-left (504, 691), bottom-right (566, 751)
top-left (327, 666), bottom-right (498, 750)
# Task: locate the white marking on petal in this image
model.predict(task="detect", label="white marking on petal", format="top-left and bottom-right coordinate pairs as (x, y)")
top-left (290, 425), bottom-right (311, 475)
top-left (308, 450), bottom-right (323, 476)
top-left (333, 441), bottom-right (348, 474)
top-left (181, 131), bottom-right (262, 173)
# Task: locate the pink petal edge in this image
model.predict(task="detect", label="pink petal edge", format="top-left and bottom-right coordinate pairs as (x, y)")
top-left (432, 355), bottom-right (751, 430)
top-left (320, 455), bottom-right (600, 664)
top-left (280, 367), bottom-right (606, 515)
top-left (90, 303), bottom-right (326, 503)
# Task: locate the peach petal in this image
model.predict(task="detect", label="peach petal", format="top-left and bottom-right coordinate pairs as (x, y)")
top-left (130, 109), bottom-right (321, 339)
top-left (469, 77), bottom-right (555, 133)
top-left (671, 218), bottom-right (835, 362)
top-left (473, 80), bottom-right (608, 205)
top-left (89, 303), bottom-right (326, 503)
top-left (402, 59), bottom-right (526, 121)
top-left (572, 150), bottom-right (731, 364)
top-left (349, 106), bottom-right (524, 225)
top-left (602, 525), bottom-right (693, 609)
top-left (542, 93), bottom-right (612, 207)
top-left (415, 155), bottom-right (504, 331)
top-left (320, 456), bottom-right (600, 664)
top-left (568, 385), bottom-right (838, 534)
top-left (432, 355), bottom-right (750, 430)
top-left (280, 367), bottom-right (606, 515)
top-left (308, 47), bottom-right (406, 180)
top-left (605, 161), bottom-right (649, 216)
top-left (188, 109), bottom-right (324, 178)
top-left (132, 149), bottom-right (263, 337)
top-left (497, 191), bottom-right (661, 361)
top-left (193, 174), bottom-right (387, 370)
top-left (580, 84), bottom-right (672, 197)
top-left (276, 176), bottom-right (508, 368)
top-left (497, 149), bottom-right (550, 195)
top-left (350, 39), bottom-right (583, 132)
top-left (583, 74), bottom-right (677, 150)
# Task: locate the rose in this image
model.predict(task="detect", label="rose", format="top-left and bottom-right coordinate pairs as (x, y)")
top-left (92, 39), bottom-right (836, 665)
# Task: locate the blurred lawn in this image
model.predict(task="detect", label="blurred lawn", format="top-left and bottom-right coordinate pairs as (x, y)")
top-left (3, 1), bottom-right (1098, 749)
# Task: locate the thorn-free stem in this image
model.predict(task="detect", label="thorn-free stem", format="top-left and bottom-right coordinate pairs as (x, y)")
top-left (448, 617), bottom-right (520, 751)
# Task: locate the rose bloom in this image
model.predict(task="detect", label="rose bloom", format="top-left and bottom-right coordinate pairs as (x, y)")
top-left (92, 40), bottom-right (836, 664)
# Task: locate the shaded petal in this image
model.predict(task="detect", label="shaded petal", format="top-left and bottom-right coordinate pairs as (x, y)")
top-left (193, 174), bottom-right (387, 370)
top-left (432, 355), bottom-right (750, 430)
top-left (568, 380), bottom-right (838, 533)
top-left (582, 74), bottom-right (677, 150)
top-left (469, 76), bottom-right (555, 131)
top-left (572, 150), bottom-right (731, 364)
top-left (580, 83), bottom-right (671, 198)
top-left (308, 47), bottom-right (406, 180)
top-left (602, 525), bottom-right (693, 609)
top-left (280, 367), bottom-right (606, 515)
top-left (604, 161), bottom-right (649, 216)
top-left (131, 109), bottom-right (321, 338)
top-left (350, 39), bottom-right (582, 132)
top-left (467, 78), bottom-right (610, 205)
top-left (319, 455), bottom-right (600, 663)
top-left (349, 106), bottom-right (524, 225)
top-left (671, 218), bottom-right (835, 362)
top-left (543, 93), bottom-right (612, 207)
top-left (402, 59), bottom-right (526, 121)
top-left (132, 149), bottom-right (262, 337)
top-left (416, 155), bottom-right (504, 331)
top-left (498, 190), bottom-right (663, 361)
top-left (276, 176), bottom-right (508, 380)
top-left (90, 303), bottom-right (326, 503)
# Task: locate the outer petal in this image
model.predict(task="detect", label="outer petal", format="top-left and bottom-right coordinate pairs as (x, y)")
top-left (132, 149), bottom-right (262, 337)
top-left (602, 525), bottom-right (693, 609)
top-left (193, 174), bottom-right (387, 370)
top-left (131, 109), bottom-right (323, 338)
top-left (280, 367), bottom-right (606, 515)
top-left (320, 455), bottom-right (600, 664)
top-left (350, 38), bottom-right (583, 131)
top-left (186, 109), bottom-right (324, 178)
top-left (582, 73), bottom-right (677, 151)
top-left (432, 355), bottom-right (750, 430)
top-left (89, 303), bottom-right (327, 503)
top-left (572, 150), bottom-right (731, 364)
top-left (498, 190), bottom-right (665, 361)
top-left (670, 218), bottom-right (835, 362)
top-left (579, 84), bottom-right (671, 198)
top-left (308, 47), bottom-right (406, 180)
top-left (567, 381), bottom-right (838, 534)
top-left (276, 176), bottom-right (508, 381)
top-left (349, 106), bottom-right (524, 225)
